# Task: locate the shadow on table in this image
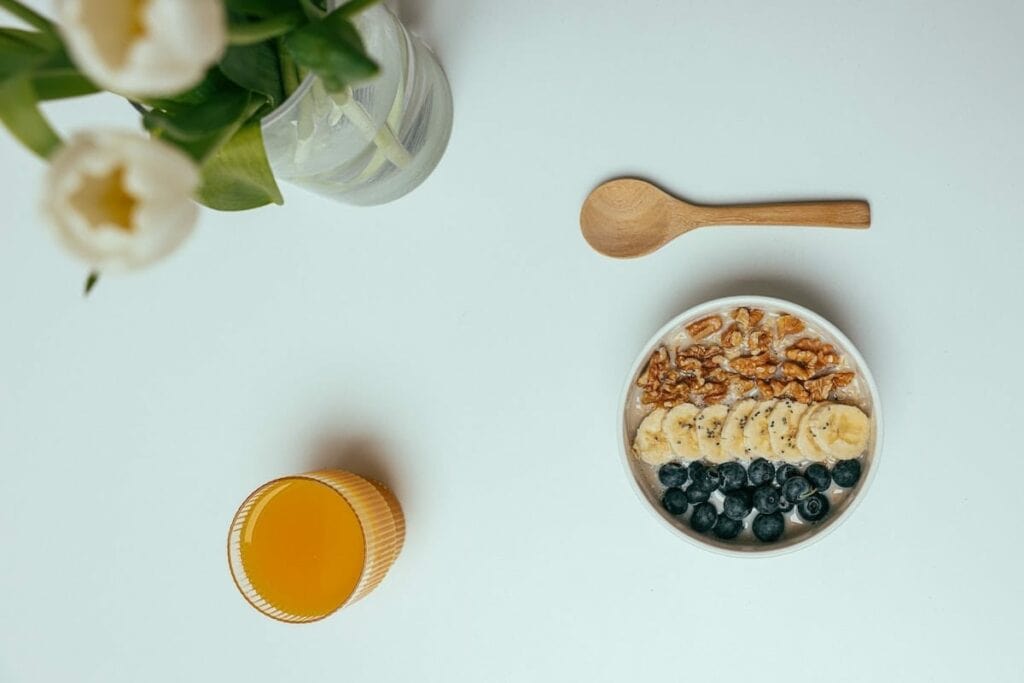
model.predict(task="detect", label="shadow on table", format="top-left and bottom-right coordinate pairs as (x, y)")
top-left (655, 271), bottom-right (859, 345)
top-left (307, 434), bottom-right (404, 498)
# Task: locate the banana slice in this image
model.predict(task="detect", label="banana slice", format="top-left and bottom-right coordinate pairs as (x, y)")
top-left (767, 399), bottom-right (809, 463)
top-left (809, 403), bottom-right (871, 459)
top-left (721, 398), bottom-right (758, 462)
top-left (663, 403), bottom-right (702, 460)
top-left (696, 404), bottom-right (730, 462)
top-left (633, 408), bottom-right (674, 464)
top-left (796, 403), bottom-right (828, 462)
top-left (742, 400), bottom-right (777, 459)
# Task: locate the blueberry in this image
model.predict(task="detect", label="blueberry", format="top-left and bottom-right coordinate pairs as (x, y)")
top-left (782, 476), bottom-right (813, 503)
top-left (661, 487), bottom-right (688, 515)
top-left (719, 462), bottom-right (747, 492)
top-left (752, 512), bottom-right (785, 542)
top-left (805, 463), bottom-right (831, 491)
top-left (712, 514), bottom-right (743, 540)
top-left (775, 463), bottom-right (800, 485)
top-left (748, 458), bottom-right (775, 486)
top-left (723, 490), bottom-right (753, 521)
top-left (685, 485), bottom-right (710, 504)
top-left (832, 459), bottom-right (862, 488)
top-left (687, 461), bottom-right (706, 481)
top-left (690, 502), bottom-right (717, 533)
top-left (777, 496), bottom-right (794, 513)
top-left (752, 485), bottom-right (782, 514)
top-left (797, 493), bottom-right (830, 522)
top-left (692, 465), bottom-right (722, 493)
top-left (658, 462), bottom-right (688, 488)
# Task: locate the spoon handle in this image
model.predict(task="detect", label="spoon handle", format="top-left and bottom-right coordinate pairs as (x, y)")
top-left (686, 201), bottom-right (870, 229)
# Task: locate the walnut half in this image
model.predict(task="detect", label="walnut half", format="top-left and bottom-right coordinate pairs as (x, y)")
top-left (686, 315), bottom-right (723, 340)
top-left (777, 314), bottom-right (806, 338)
top-left (730, 353), bottom-right (777, 379)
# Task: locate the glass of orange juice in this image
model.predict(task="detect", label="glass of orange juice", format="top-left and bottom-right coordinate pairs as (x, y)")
top-left (227, 470), bottom-right (405, 622)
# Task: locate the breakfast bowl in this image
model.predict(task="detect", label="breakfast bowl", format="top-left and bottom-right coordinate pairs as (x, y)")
top-left (619, 296), bottom-right (882, 557)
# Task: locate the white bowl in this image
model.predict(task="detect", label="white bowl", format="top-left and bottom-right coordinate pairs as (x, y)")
top-left (619, 296), bottom-right (883, 557)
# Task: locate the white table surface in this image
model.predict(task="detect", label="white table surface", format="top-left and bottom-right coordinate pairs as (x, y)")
top-left (2, 1), bottom-right (1023, 681)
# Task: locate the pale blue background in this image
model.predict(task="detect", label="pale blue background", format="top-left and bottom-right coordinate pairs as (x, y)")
top-left (1, 1), bottom-right (1022, 681)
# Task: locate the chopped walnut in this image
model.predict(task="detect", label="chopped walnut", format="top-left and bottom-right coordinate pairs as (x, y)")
top-left (721, 323), bottom-right (743, 349)
top-left (677, 357), bottom-right (703, 373)
top-left (705, 367), bottom-right (730, 384)
top-left (781, 361), bottom-right (814, 381)
top-left (804, 375), bottom-right (835, 401)
top-left (637, 346), bottom-right (674, 387)
top-left (703, 390), bottom-right (729, 405)
top-left (734, 377), bottom-right (757, 395)
top-left (747, 327), bottom-right (775, 353)
top-left (789, 337), bottom-right (840, 367)
top-left (638, 346), bottom-right (693, 406)
top-left (785, 348), bottom-right (818, 367)
top-left (678, 344), bottom-right (720, 361)
top-left (730, 353), bottom-right (777, 379)
top-left (686, 316), bottom-right (723, 340)
top-left (817, 345), bottom-right (840, 367)
top-left (790, 337), bottom-right (823, 352)
top-left (832, 372), bottom-right (855, 388)
top-left (757, 379), bottom-right (787, 399)
top-left (780, 381), bottom-right (811, 403)
top-left (692, 381), bottom-right (726, 397)
top-left (640, 310), bottom-right (858, 409)
top-left (677, 345), bottom-right (726, 373)
top-left (731, 307), bottom-right (765, 329)
top-left (777, 314), bottom-right (806, 338)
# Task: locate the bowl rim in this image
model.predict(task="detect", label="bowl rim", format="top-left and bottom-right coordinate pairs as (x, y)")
top-left (617, 295), bottom-right (884, 558)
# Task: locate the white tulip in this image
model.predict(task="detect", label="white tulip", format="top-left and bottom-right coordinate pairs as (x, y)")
top-left (43, 130), bottom-right (200, 271)
top-left (57, 0), bottom-right (226, 97)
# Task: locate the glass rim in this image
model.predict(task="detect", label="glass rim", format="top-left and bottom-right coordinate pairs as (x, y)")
top-left (226, 473), bottom-right (371, 624)
top-left (259, 3), bottom-right (392, 129)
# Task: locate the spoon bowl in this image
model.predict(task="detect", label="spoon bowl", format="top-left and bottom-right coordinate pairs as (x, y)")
top-left (580, 178), bottom-right (870, 258)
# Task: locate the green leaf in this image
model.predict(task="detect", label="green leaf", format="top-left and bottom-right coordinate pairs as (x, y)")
top-left (31, 67), bottom-right (98, 100)
top-left (226, 0), bottom-right (300, 18)
top-left (219, 43), bottom-right (284, 107)
top-left (144, 69), bottom-right (233, 110)
top-left (283, 10), bottom-right (378, 92)
top-left (0, 75), bottom-right (61, 158)
top-left (195, 123), bottom-right (283, 211)
top-left (0, 27), bottom-right (57, 51)
top-left (0, 28), bottom-right (52, 82)
top-left (144, 88), bottom-right (251, 141)
top-left (336, 0), bottom-right (381, 18)
top-left (298, 0), bottom-right (327, 20)
top-left (227, 9), bottom-right (306, 45)
top-left (0, 0), bottom-right (58, 36)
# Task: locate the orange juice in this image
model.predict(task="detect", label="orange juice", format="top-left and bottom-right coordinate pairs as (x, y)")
top-left (228, 471), bottom-right (404, 622)
top-left (239, 478), bottom-right (365, 618)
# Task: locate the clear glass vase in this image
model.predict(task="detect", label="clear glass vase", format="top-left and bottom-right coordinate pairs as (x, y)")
top-left (260, 4), bottom-right (453, 206)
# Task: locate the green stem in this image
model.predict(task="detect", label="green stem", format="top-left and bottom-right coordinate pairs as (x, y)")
top-left (228, 11), bottom-right (305, 46)
top-left (331, 88), bottom-right (410, 168)
top-left (336, 0), bottom-right (383, 18)
top-left (298, 0), bottom-right (327, 20)
top-left (277, 40), bottom-right (300, 96)
top-left (0, 0), bottom-right (56, 34)
top-left (0, 76), bottom-right (61, 159)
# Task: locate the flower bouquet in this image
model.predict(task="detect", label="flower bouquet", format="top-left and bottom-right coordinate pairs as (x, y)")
top-left (0, 0), bottom-right (452, 289)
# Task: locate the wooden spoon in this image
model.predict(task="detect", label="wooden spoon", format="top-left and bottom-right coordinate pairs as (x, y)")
top-left (580, 178), bottom-right (870, 258)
